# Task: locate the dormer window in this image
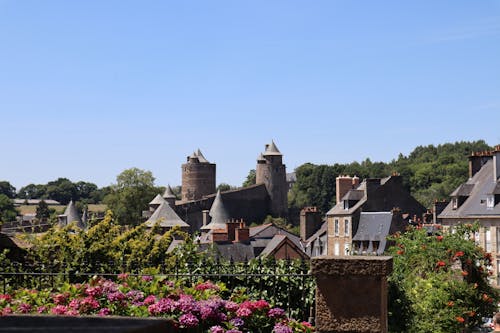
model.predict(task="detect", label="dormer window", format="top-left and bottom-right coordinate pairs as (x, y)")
top-left (452, 197), bottom-right (458, 210)
top-left (343, 200), bottom-right (349, 210)
top-left (487, 195), bottom-right (495, 209)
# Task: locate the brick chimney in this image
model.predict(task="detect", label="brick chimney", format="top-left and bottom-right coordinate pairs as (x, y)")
top-left (300, 206), bottom-right (322, 241)
top-left (336, 175), bottom-right (358, 204)
top-left (235, 226), bottom-right (250, 242)
top-left (211, 229), bottom-right (228, 242)
top-left (202, 210), bottom-right (210, 227)
top-left (226, 219), bottom-right (240, 242)
top-left (468, 149), bottom-right (494, 178)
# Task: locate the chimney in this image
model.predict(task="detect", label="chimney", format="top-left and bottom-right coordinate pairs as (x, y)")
top-left (235, 226), bottom-right (250, 243)
top-left (494, 145), bottom-right (500, 182)
top-left (211, 229), bottom-right (228, 243)
top-left (226, 219), bottom-right (239, 242)
top-left (300, 207), bottom-right (322, 241)
top-left (336, 176), bottom-right (355, 204)
top-left (202, 210), bottom-right (210, 227)
top-left (365, 178), bottom-right (381, 198)
top-left (468, 149), bottom-right (494, 178)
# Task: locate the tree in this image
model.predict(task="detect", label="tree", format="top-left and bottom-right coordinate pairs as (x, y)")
top-left (387, 223), bottom-right (498, 332)
top-left (35, 200), bottom-right (51, 220)
top-left (45, 178), bottom-right (77, 205)
top-left (17, 184), bottom-right (46, 199)
top-left (0, 194), bottom-right (17, 222)
top-left (104, 168), bottom-right (161, 225)
top-left (242, 169), bottom-right (256, 187)
top-left (216, 183), bottom-right (232, 192)
top-left (0, 181), bottom-right (16, 199)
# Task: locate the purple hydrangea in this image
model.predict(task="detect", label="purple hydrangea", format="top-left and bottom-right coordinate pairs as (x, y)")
top-left (141, 275), bottom-right (153, 282)
top-left (18, 303), bottom-right (32, 314)
top-left (51, 305), bottom-right (68, 315)
top-left (226, 330), bottom-right (243, 333)
top-left (273, 322), bottom-right (293, 333)
top-left (148, 298), bottom-right (176, 315)
top-left (209, 325), bottom-right (225, 333)
top-left (98, 308), bottom-right (111, 316)
top-left (179, 313), bottom-right (199, 328)
top-left (230, 317), bottom-right (245, 327)
top-left (107, 291), bottom-right (126, 302)
top-left (268, 307), bottom-right (286, 318)
top-left (224, 301), bottom-right (239, 312)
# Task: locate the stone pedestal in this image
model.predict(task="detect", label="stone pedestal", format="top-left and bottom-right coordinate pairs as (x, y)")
top-left (311, 256), bottom-right (393, 333)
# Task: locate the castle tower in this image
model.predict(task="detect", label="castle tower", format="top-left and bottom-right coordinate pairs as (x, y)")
top-left (162, 185), bottom-right (176, 207)
top-left (256, 141), bottom-right (288, 217)
top-left (181, 149), bottom-right (216, 202)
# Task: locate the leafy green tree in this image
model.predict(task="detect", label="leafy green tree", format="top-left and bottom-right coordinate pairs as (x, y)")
top-left (243, 169), bottom-right (256, 187)
top-left (0, 181), bottom-right (16, 199)
top-left (104, 168), bottom-right (161, 225)
top-left (35, 199), bottom-right (52, 220)
top-left (216, 183), bottom-right (233, 192)
top-left (0, 194), bottom-right (18, 222)
top-left (45, 178), bottom-right (77, 205)
top-left (387, 223), bottom-right (498, 333)
top-left (17, 183), bottom-right (46, 199)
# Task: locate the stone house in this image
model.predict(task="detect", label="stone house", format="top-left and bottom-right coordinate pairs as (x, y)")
top-left (326, 175), bottom-right (426, 256)
top-left (438, 145), bottom-right (500, 285)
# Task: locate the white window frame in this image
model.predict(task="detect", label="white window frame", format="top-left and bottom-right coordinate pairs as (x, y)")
top-left (334, 219), bottom-right (339, 236)
top-left (344, 219), bottom-right (349, 236)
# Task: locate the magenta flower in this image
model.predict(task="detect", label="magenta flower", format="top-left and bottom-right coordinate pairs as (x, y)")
top-left (85, 286), bottom-right (103, 298)
top-left (179, 313), bottom-right (199, 328)
top-left (209, 325), bottom-right (225, 333)
top-left (117, 273), bottom-right (129, 280)
top-left (253, 299), bottom-right (269, 310)
top-left (98, 308), bottom-right (111, 316)
top-left (79, 296), bottom-right (100, 313)
top-left (148, 298), bottom-right (176, 315)
top-left (236, 306), bottom-right (252, 317)
top-left (37, 306), bottom-right (48, 314)
top-left (107, 291), bottom-right (126, 302)
top-left (53, 293), bottom-right (69, 305)
top-left (143, 295), bottom-right (157, 305)
top-left (164, 280), bottom-right (175, 288)
top-left (51, 305), bottom-right (68, 315)
top-left (0, 294), bottom-right (12, 303)
top-left (224, 301), bottom-right (239, 312)
top-left (195, 281), bottom-right (220, 291)
top-left (18, 303), bottom-right (32, 314)
top-left (226, 330), bottom-right (243, 333)
top-left (2, 307), bottom-right (13, 315)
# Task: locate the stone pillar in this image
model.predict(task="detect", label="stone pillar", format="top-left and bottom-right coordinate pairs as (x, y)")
top-left (311, 256), bottom-right (393, 333)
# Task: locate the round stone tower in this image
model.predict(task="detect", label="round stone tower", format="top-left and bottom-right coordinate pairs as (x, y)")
top-left (181, 149), bottom-right (216, 202)
top-left (256, 141), bottom-right (288, 217)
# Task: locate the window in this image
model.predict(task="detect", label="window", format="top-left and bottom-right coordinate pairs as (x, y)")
top-left (343, 200), bottom-right (349, 210)
top-left (334, 219), bottom-right (339, 236)
top-left (485, 228), bottom-right (492, 252)
top-left (452, 198), bottom-right (458, 210)
top-left (334, 242), bottom-right (340, 256)
top-left (344, 243), bottom-right (350, 255)
top-left (487, 195), bottom-right (495, 209)
top-left (344, 219), bottom-right (349, 236)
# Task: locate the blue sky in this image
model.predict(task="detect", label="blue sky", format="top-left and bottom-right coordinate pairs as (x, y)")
top-left (1, 1), bottom-right (500, 190)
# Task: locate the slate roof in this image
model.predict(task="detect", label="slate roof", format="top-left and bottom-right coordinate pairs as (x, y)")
top-left (352, 212), bottom-right (393, 255)
top-left (196, 149), bottom-right (209, 163)
top-left (263, 140), bottom-right (282, 156)
top-left (450, 184), bottom-right (475, 197)
top-left (59, 200), bottom-right (84, 228)
top-left (145, 201), bottom-right (189, 228)
top-left (163, 185), bottom-right (176, 199)
top-left (149, 194), bottom-right (165, 206)
top-left (201, 190), bottom-right (230, 230)
top-left (439, 159), bottom-right (500, 218)
top-left (13, 199), bottom-right (61, 205)
top-left (343, 190), bottom-right (365, 201)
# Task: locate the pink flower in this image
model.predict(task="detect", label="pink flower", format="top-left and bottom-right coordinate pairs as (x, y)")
top-left (224, 301), bottom-right (239, 312)
top-left (209, 326), bottom-right (225, 333)
top-left (107, 291), bottom-right (126, 302)
top-left (236, 306), bottom-right (252, 317)
top-left (37, 306), bottom-right (48, 314)
top-left (0, 294), bottom-right (12, 303)
top-left (98, 308), bottom-right (111, 316)
top-left (253, 299), bottom-right (269, 310)
top-left (268, 307), bottom-right (286, 318)
top-left (51, 305), bottom-right (68, 315)
top-left (53, 293), bottom-right (69, 305)
top-left (18, 303), bottom-right (32, 314)
top-left (141, 275), bottom-right (153, 282)
top-left (143, 295), bottom-right (157, 305)
top-left (85, 286), bottom-right (103, 298)
top-left (179, 313), bottom-right (199, 328)
top-left (1, 307), bottom-right (12, 316)
top-left (195, 281), bottom-right (220, 291)
top-left (118, 273), bottom-right (129, 280)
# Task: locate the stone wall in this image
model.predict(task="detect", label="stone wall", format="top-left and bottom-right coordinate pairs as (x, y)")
top-left (311, 256), bottom-right (393, 333)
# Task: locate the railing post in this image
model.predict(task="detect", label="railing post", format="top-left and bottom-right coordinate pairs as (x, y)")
top-left (311, 256), bottom-right (393, 333)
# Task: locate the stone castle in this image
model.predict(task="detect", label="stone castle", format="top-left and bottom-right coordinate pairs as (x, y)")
top-left (154, 141), bottom-right (289, 232)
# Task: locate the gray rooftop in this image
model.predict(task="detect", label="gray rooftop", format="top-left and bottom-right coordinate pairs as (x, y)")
top-left (149, 194), bottom-right (166, 206)
top-left (439, 159), bottom-right (500, 218)
top-left (262, 140), bottom-right (282, 156)
top-left (201, 190), bottom-right (230, 230)
top-left (352, 212), bottom-right (393, 255)
top-left (450, 184), bottom-right (475, 197)
top-left (58, 200), bottom-right (84, 229)
top-left (196, 149), bottom-right (209, 163)
top-left (145, 201), bottom-right (189, 228)
top-left (162, 185), bottom-right (176, 199)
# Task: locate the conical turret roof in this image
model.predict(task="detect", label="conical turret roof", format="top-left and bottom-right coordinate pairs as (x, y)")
top-left (263, 140), bottom-right (282, 156)
top-left (59, 200), bottom-right (84, 228)
top-left (201, 190), bottom-right (230, 230)
top-left (149, 194), bottom-right (166, 206)
top-left (163, 185), bottom-right (176, 199)
top-left (196, 149), bottom-right (209, 163)
top-left (145, 201), bottom-right (189, 228)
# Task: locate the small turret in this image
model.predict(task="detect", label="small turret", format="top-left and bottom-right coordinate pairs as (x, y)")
top-left (162, 185), bottom-right (176, 207)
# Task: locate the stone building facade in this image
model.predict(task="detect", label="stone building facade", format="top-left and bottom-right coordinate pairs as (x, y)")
top-left (181, 149), bottom-right (216, 202)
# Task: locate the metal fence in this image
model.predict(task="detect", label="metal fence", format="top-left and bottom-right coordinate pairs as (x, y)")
top-left (0, 260), bottom-right (315, 321)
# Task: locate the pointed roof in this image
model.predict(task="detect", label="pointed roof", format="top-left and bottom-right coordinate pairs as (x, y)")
top-left (163, 185), bottom-right (176, 199)
top-left (201, 190), bottom-right (231, 230)
top-left (262, 140), bottom-right (282, 156)
top-left (196, 149), bottom-right (209, 163)
top-left (149, 194), bottom-right (166, 206)
top-left (257, 153), bottom-right (266, 161)
top-left (82, 209), bottom-right (88, 229)
top-left (145, 201), bottom-right (189, 228)
top-left (59, 200), bottom-right (84, 228)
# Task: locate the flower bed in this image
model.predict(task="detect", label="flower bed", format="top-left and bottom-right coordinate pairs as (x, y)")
top-left (0, 274), bottom-right (313, 333)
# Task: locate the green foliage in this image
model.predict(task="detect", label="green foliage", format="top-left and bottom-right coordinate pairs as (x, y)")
top-left (0, 181), bottom-right (16, 199)
top-left (243, 169), bottom-right (256, 187)
top-left (216, 183), bottom-right (235, 192)
top-left (0, 194), bottom-right (18, 222)
top-left (387, 223), bottom-right (498, 333)
top-left (35, 200), bottom-right (52, 220)
top-left (289, 140), bottom-right (492, 211)
top-left (17, 179), bottom-right (105, 204)
top-left (103, 168), bottom-right (162, 225)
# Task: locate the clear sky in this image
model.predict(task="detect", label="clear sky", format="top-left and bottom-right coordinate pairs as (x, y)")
top-left (1, 1), bottom-right (500, 190)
